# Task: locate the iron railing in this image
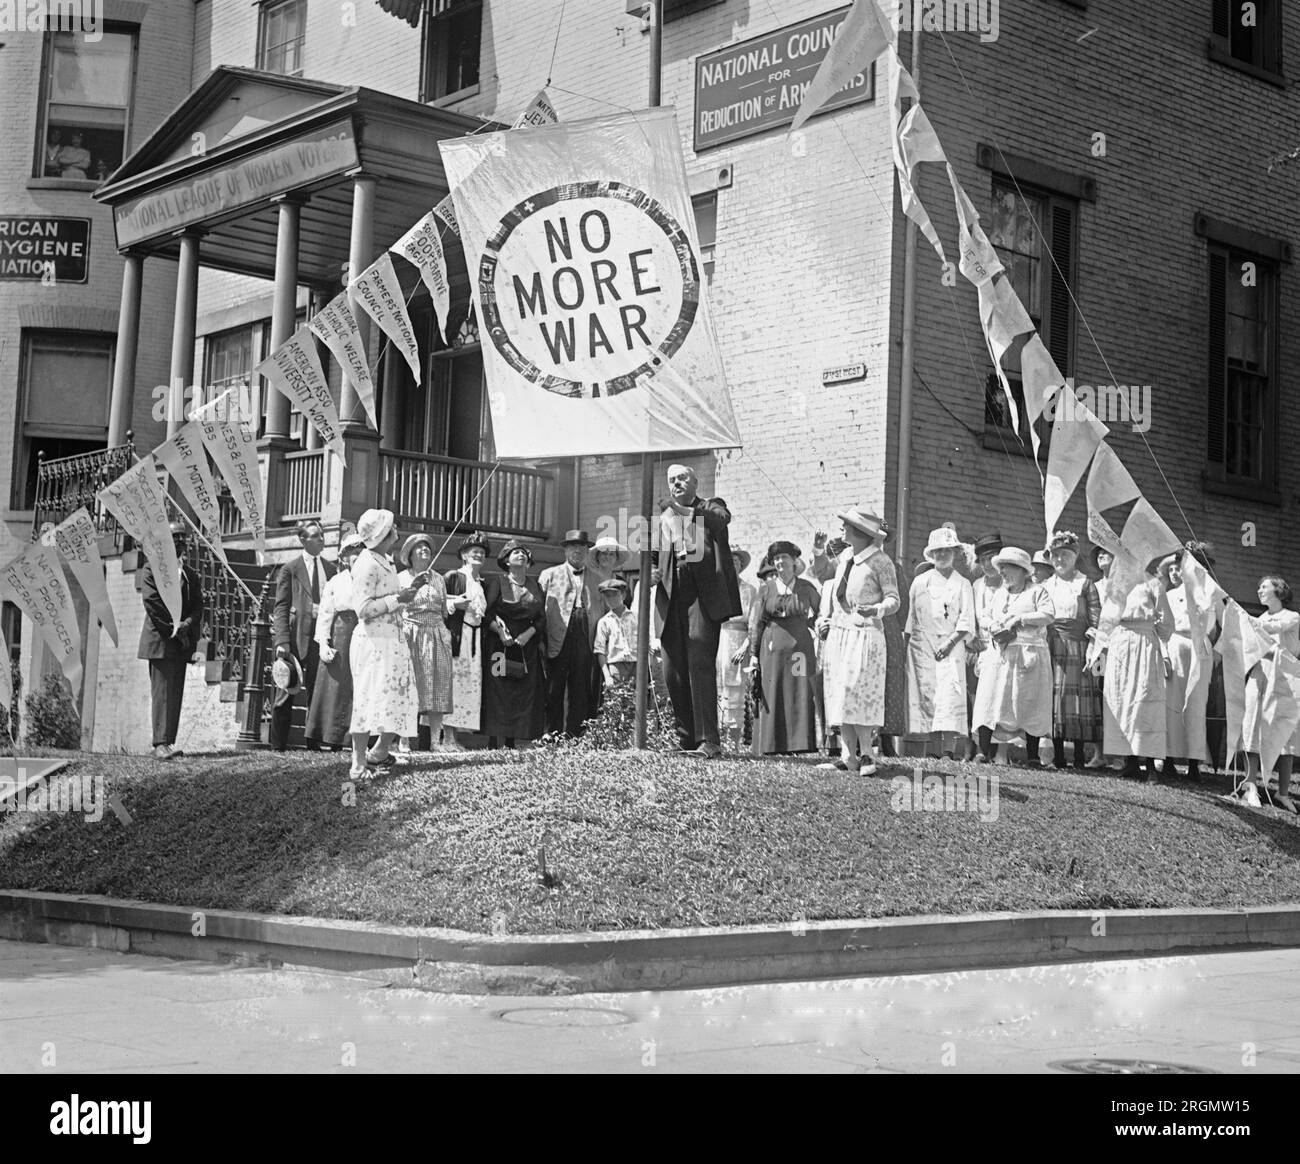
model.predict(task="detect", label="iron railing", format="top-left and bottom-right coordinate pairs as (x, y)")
top-left (380, 449), bottom-right (555, 540)
top-left (32, 438), bottom-right (136, 549)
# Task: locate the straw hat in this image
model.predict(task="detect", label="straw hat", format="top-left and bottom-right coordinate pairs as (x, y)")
top-left (590, 536), bottom-right (628, 569)
top-left (561, 528), bottom-right (594, 547)
top-left (992, 547), bottom-right (1033, 575)
top-left (398, 533), bottom-right (435, 569)
top-left (1031, 549), bottom-right (1053, 569)
top-left (922, 526), bottom-right (963, 562)
top-left (357, 508), bottom-right (394, 549)
top-left (731, 547), bottom-right (752, 572)
top-left (836, 506), bottom-right (889, 541)
top-left (339, 532), bottom-right (365, 556)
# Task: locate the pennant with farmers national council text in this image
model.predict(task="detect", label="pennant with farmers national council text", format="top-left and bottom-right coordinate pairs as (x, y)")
top-left (792, 0), bottom-right (892, 132)
top-left (439, 107), bottom-right (741, 457)
top-left (310, 293), bottom-right (378, 430)
top-left (255, 325), bottom-right (346, 465)
top-left (53, 507), bottom-right (119, 647)
top-left (193, 390), bottom-right (266, 558)
top-left (348, 252), bottom-right (422, 382)
top-left (0, 541), bottom-right (83, 701)
top-left (154, 422), bottom-right (227, 567)
top-left (1046, 396), bottom-right (1109, 537)
top-left (97, 455), bottom-right (183, 630)
top-left (391, 211), bottom-right (451, 345)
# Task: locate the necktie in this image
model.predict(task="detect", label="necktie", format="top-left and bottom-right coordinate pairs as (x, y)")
top-left (310, 557), bottom-right (320, 603)
top-left (836, 560), bottom-right (850, 608)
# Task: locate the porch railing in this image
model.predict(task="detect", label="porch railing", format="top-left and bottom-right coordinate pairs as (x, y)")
top-left (32, 438), bottom-right (136, 550)
top-left (282, 448), bottom-right (326, 523)
top-left (380, 450), bottom-right (555, 540)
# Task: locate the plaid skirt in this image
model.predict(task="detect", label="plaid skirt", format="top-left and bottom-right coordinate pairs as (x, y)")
top-left (1050, 634), bottom-right (1102, 742)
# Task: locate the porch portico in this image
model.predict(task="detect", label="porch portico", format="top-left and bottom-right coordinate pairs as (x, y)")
top-left (93, 66), bottom-right (567, 553)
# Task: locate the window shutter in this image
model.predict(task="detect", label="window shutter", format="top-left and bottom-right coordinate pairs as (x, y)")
top-left (1212, 0), bottom-right (1230, 38)
top-left (1047, 202), bottom-right (1075, 376)
top-left (1206, 250), bottom-right (1227, 464)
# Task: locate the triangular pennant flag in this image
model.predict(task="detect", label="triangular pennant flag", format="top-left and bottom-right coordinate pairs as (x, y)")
top-left (97, 456), bottom-right (183, 631)
top-left (310, 293), bottom-right (378, 430)
top-left (391, 211), bottom-right (451, 345)
top-left (1218, 599), bottom-right (1272, 757)
top-left (153, 421), bottom-right (228, 567)
top-left (948, 164), bottom-right (1002, 286)
top-left (512, 88), bottom-right (558, 128)
top-left (978, 275), bottom-right (1035, 435)
top-left (433, 194), bottom-right (459, 238)
top-left (348, 252), bottom-right (422, 382)
top-left (1045, 393), bottom-right (1109, 537)
top-left (1120, 497), bottom-right (1181, 571)
top-left (255, 324), bottom-right (346, 465)
top-left (0, 542), bottom-right (83, 701)
top-left (792, 0), bottom-right (892, 131)
top-left (888, 53), bottom-right (946, 261)
top-left (52, 507), bottom-right (119, 647)
top-left (0, 620), bottom-right (11, 723)
top-left (1094, 547), bottom-right (1146, 648)
top-left (1179, 551), bottom-right (1228, 714)
top-left (1086, 440), bottom-right (1140, 518)
top-left (193, 389), bottom-right (267, 558)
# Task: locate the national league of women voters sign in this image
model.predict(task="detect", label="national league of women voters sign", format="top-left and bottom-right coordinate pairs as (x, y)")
top-left (439, 108), bottom-right (741, 458)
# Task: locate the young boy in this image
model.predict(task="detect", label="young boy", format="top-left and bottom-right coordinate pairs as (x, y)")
top-left (594, 578), bottom-right (637, 687)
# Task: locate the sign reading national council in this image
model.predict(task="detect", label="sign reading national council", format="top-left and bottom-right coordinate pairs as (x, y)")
top-left (694, 6), bottom-right (875, 151)
top-left (0, 218), bottom-right (90, 283)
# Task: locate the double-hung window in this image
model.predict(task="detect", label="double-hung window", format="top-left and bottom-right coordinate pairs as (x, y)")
top-left (258, 0), bottom-right (307, 77)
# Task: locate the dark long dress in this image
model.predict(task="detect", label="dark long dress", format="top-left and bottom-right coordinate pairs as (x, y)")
top-left (305, 610), bottom-right (356, 747)
top-left (481, 573), bottom-right (547, 741)
top-left (750, 576), bottom-right (820, 755)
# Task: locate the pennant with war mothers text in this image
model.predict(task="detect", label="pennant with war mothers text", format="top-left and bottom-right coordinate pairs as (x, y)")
top-left (154, 421), bottom-right (227, 567)
top-left (97, 455), bottom-right (182, 630)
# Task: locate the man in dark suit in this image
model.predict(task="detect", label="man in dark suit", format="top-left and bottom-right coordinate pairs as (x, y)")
top-left (655, 464), bottom-right (741, 757)
top-left (538, 529), bottom-right (601, 736)
top-left (137, 522), bottom-right (204, 761)
top-left (271, 519), bottom-right (336, 750)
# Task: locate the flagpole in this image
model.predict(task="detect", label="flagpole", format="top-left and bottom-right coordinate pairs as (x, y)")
top-left (634, 0), bottom-right (663, 750)
top-left (896, 18), bottom-right (922, 567)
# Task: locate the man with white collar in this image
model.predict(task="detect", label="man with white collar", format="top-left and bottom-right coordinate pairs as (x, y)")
top-left (272, 519), bottom-right (337, 751)
top-left (656, 463), bottom-right (741, 758)
top-left (539, 530), bottom-right (600, 736)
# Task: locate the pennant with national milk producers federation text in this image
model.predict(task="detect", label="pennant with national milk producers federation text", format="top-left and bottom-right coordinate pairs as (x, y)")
top-left (97, 455), bottom-right (183, 630)
top-left (432, 194), bottom-right (460, 238)
top-left (193, 389), bottom-right (266, 558)
top-left (348, 252), bottom-right (421, 381)
top-left (889, 54), bottom-right (947, 262)
top-left (1046, 393), bottom-right (1109, 537)
top-left (439, 107), bottom-right (741, 457)
top-left (391, 211), bottom-right (451, 344)
top-left (52, 507), bottom-right (119, 646)
top-left (154, 422), bottom-right (227, 567)
top-left (310, 293), bottom-right (378, 430)
top-left (255, 325), bottom-right (346, 465)
top-left (0, 541), bottom-right (83, 701)
top-left (792, 0), bottom-right (892, 131)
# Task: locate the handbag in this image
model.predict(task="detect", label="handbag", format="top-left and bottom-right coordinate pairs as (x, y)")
top-left (503, 643), bottom-right (528, 680)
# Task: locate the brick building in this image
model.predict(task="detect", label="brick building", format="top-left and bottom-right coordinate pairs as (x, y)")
top-left (7, 0), bottom-right (1299, 749)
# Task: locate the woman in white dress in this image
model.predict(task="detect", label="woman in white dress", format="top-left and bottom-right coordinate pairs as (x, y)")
top-left (718, 548), bottom-right (755, 749)
top-left (1159, 553), bottom-right (1215, 780)
top-left (905, 527), bottom-right (975, 756)
top-left (971, 547), bottom-right (1055, 767)
top-left (1241, 575), bottom-right (1300, 811)
top-left (968, 533), bottom-right (1005, 762)
top-left (817, 507), bottom-right (900, 777)
top-left (397, 534), bottom-right (455, 754)
top-left (348, 509), bottom-right (419, 779)
top-left (443, 532), bottom-right (490, 748)
top-left (1095, 555), bottom-right (1174, 780)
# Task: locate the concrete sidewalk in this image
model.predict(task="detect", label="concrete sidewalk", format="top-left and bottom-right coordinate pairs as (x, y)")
top-left (3, 938), bottom-right (1299, 1073)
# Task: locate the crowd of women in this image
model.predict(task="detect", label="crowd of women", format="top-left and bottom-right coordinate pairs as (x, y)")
top-left (728, 515), bottom-right (1298, 810)
top-left (298, 505), bottom-right (1296, 810)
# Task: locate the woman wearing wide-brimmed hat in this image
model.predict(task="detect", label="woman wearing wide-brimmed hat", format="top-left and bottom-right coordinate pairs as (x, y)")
top-left (905, 527), bottom-right (975, 754)
top-left (442, 531), bottom-right (491, 747)
top-left (306, 532), bottom-right (364, 748)
top-left (1094, 550), bottom-right (1175, 779)
top-left (1041, 530), bottom-right (1102, 770)
top-left (717, 547), bottom-right (757, 749)
top-left (481, 539), bottom-right (547, 745)
top-left (588, 536), bottom-right (629, 588)
top-left (1157, 551), bottom-right (1214, 780)
top-left (816, 508), bottom-right (900, 776)
top-left (348, 509), bottom-right (419, 778)
top-left (737, 540), bottom-right (820, 755)
top-left (396, 532), bottom-right (455, 753)
top-left (970, 547), bottom-right (1055, 766)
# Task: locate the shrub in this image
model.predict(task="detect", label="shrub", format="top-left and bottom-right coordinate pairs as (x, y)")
top-left (557, 675), bottom-right (678, 752)
top-left (24, 673), bottom-right (81, 750)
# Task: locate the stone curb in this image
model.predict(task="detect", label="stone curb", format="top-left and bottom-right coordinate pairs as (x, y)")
top-left (3, 890), bottom-right (1299, 995)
